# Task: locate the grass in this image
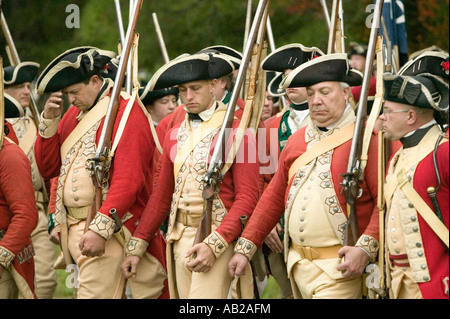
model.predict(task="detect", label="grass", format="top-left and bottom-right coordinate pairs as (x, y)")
top-left (261, 276), bottom-right (282, 299)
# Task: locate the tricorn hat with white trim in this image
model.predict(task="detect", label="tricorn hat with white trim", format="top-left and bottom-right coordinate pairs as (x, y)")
top-left (3, 61), bottom-right (40, 86)
top-left (35, 46), bottom-right (116, 94)
top-left (147, 53), bottom-right (235, 91)
top-left (281, 53), bottom-right (363, 88)
top-left (198, 45), bottom-right (242, 69)
top-left (267, 72), bottom-right (284, 97)
top-left (383, 73), bottom-right (449, 111)
top-left (4, 93), bottom-right (25, 118)
top-left (262, 43), bottom-right (324, 72)
top-left (139, 81), bottom-right (179, 106)
top-left (399, 51), bottom-right (449, 82)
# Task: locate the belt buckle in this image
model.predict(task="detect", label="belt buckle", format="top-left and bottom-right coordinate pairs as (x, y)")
top-left (298, 246), bottom-right (320, 261)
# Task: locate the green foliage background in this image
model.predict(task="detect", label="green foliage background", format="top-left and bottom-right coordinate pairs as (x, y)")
top-left (2, 0), bottom-right (449, 83)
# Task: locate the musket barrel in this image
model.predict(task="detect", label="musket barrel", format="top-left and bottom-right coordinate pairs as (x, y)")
top-left (346, 0), bottom-right (384, 173)
top-left (320, 0), bottom-right (331, 31)
top-left (0, 12), bottom-right (20, 65)
top-left (1, 11), bottom-right (41, 123)
top-left (152, 13), bottom-right (170, 63)
top-left (114, 0), bottom-right (126, 47)
top-left (327, 0), bottom-right (339, 54)
top-left (207, 0), bottom-right (269, 172)
top-left (95, 0), bottom-right (142, 157)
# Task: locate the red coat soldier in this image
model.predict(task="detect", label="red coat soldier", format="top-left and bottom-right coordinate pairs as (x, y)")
top-left (0, 93), bottom-right (39, 299)
top-left (380, 51), bottom-right (449, 299)
top-left (34, 47), bottom-right (168, 299)
top-left (121, 52), bottom-right (260, 299)
top-left (229, 53), bottom-right (380, 299)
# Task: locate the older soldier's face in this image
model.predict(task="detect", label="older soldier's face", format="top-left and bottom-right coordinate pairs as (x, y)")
top-left (178, 79), bottom-right (217, 114)
top-left (306, 81), bottom-right (349, 128)
top-left (5, 82), bottom-right (31, 108)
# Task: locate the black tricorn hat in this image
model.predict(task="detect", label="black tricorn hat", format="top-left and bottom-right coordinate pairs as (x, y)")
top-left (4, 92), bottom-right (25, 118)
top-left (265, 71), bottom-right (280, 102)
top-left (383, 73), bottom-right (449, 112)
top-left (281, 53), bottom-right (363, 88)
top-left (101, 55), bottom-right (120, 80)
top-left (199, 45), bottom-right (242, 69)
top-left (4, 62), bottom-right (40, 86)
top-left (267, 72), bottom-right (285, 97)
top-left (262, 43), bottom-right (324, 72)
top-left (147, 53), bottom-right (235, 91)
top-left (347, 41), bottom-right (368, 58)
top-left (35, 46), bottom-right (116, 94)
top-left (399, 51), bottom-right (449, 82)
top-left (139, 81), bottom-right (179, 106)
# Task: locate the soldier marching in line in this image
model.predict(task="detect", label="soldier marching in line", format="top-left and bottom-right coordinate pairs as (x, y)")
top-left (380, 50), bottom-right (449, 299)
top-left (258, 43), bottom-right (325, 299)
top-left (1, 1), bottom-right (448, 301)
top-left (3, 61), bottom-right (58, 299)
top-left (0, 92), bottom-right (39, 299)
top-left (33, 46), bottom-right (168, 299)
top-left (121, 52), bottom-right (260, 299)
top-left (229, 53), bottom-right (381, 299)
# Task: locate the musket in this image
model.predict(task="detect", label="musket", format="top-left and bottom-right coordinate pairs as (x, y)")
top-left (241, 0), bottom-right (253, 100)
top-left (125, 0), bottom-right (137, 94)
top-left (84, 0), bottom-right (143, 233)
top-left (1, 11), bottom-right (40, 127)
top-left (265, 16), bottom-right (287, 109)
top-left (326, 0), bottom-right (340, 54)
top-left (342, 0), bottom-right (384, 246)
top-left (114, 0), bottom-right (126, 48)
top-left (152, 12), bottom-right (170, 63)
top-left (338, 0), bottom-right (345, 53)
top-left (380, 16), bottom-right (399, 75)
top-left (320, 0), bottom-right (331, 31)
top-left (192, 0), bottom-right (270, 246)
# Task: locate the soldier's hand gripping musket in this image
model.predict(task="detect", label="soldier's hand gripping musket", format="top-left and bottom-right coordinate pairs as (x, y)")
top-left (85, 0), bottom-right (143, 234)
top-left (342, 0), bottom-right (385, 247)
top-left (192, 0), bottom-right (270, 249)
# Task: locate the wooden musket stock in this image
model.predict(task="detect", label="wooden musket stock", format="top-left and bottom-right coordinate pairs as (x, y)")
top-left (342, 0), bottom-right (385, 246)
top-left (84, 0), bottom-right (143, 233)
top-left (193, 0), bottom-right (270, 246)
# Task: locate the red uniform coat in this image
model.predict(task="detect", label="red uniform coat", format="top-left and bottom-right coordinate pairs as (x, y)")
top-left (240, 124), bottom-right (380, 248)
top-left (405, 139), bottom-right (448, 298)
top-left (133, 115), bottom-right (260, 247)
top-left (34, 91), bottom-right (166, 271)
top-left (0, 138), bottom-right (38, 298)
top-left (260, 114), bottom-right (283, 189)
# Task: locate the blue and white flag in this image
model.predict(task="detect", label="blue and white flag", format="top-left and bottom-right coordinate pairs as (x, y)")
top-left (379, 0), bottom-right (408, 56)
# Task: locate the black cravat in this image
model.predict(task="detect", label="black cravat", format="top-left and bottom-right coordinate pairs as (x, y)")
top-left (188, 112), bottom-right (203, 122)
top-left (400, 125), bottom-right (434, 148)
top-left (291, 101), bottom-right (309, 111)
